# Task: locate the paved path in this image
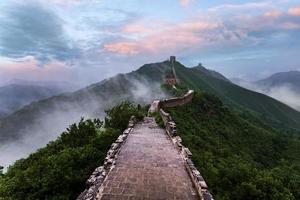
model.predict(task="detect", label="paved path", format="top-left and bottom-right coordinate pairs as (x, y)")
top-left (96, 117), bottom-right (199, 200)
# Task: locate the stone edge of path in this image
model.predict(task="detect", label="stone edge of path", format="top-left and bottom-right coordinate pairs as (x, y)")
top-left (77, 116), bottom-right (137, 200)
top-left (159, 108), bottom-right (214, 200)
top-left (151, 90), bottom-right (214, 200)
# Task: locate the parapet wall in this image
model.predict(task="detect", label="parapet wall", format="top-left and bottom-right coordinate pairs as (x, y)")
top-left (160, 89), bottom-right (194, 108)
top-left (156, 90), bottom-right (214, 200)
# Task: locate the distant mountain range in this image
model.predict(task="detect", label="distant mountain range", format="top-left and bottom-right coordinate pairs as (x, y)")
top-left (0, 80), bottom-right (78, 118)
top-left (1, 61), bottom-right (300, 168)
top-left (255, 71), bottom-right (300, 93)
top-left (231, 71), bottom-right (300, 111)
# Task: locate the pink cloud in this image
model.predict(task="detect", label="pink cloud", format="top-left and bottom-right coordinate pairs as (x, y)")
top-left (104, 42), bottom-right (140, 55)
top-left (104, 20), bottom-right (224, 56)
top-left (0, 57), bottom-right (73, 83)
top-left (208, 2), bottom-right (271, 12)
top-left (41, 0), bottom-right (101, 5)
top-left (103, 3), bottom-right (300, 57)
top-left (179, 0), bottom-right (193, 7)
top-left (288, 7), bottom-right (300, 16)
top-left (122, 21), bottom-right (157, 36)
top-left (264, 10), bottom-right (282, 18)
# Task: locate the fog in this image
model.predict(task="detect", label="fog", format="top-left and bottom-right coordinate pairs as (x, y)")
top-left (0, 77), bottom-right (167, 170)
top-left (236, 81), bottom-right (300, 112)
top-left (0, 102), bottom-right (97, 171)
top-left (265, 85), bottom-right (300, 111)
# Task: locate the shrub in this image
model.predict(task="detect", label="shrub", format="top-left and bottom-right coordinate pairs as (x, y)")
top-left (104, 101), bottom-right (144, 130)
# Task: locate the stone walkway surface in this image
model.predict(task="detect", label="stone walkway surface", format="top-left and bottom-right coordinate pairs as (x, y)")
top-left (96, 117), bottom-right (199, 200)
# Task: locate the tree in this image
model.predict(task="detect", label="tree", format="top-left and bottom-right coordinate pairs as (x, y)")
top-left (105, 101), bottom-right (143, 130)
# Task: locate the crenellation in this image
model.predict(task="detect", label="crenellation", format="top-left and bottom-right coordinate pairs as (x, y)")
top-left (184, 148), bottom-right (193, 158)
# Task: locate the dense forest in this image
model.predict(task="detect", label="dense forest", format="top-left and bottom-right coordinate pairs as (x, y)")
top-left (0, 102), bottom-right (144, 200)
top-left (166, 91), bottom-right (300, 200)
top-left (1, 84), bottom-right (300, 199)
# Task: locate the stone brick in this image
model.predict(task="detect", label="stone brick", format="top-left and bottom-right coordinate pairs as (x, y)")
top-left (96, 117), bottom-right (199, 200)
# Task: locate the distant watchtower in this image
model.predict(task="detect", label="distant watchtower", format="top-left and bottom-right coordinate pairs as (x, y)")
top-left (170, 56), bottom-right (176, 63)
top-left (165, 56), bottom-right (179, 86)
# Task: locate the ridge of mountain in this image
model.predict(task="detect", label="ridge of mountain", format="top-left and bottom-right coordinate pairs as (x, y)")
top-left (1, 60), bottom-right (300, 168)
top-left (192, 64), bottom-right (230, 82)
top-left (0, 84), bottom-right (70, 117)
top-left (255, 71), bottom-right (300, 93)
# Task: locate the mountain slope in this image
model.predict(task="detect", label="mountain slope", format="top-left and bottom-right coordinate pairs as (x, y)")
top-left (166, 92), bottom-right (300, 199)
top-left (1, 60), bottom-right (300, 199)
top-left (1, 60), bottom-right (300, 142)
top-left (0, 69), bottom-right (168, 168)
top-left (193, 64), bottom-right (230, 82)
top-left (1, 60), bottom-right (300, 168)
top-left (129, 61), bottom-right (300, 130)
top-left (171, 62), bottom-right (300, 131)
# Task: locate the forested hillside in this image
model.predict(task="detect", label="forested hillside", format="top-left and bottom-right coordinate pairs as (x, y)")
top-left (0, 102), bottom-right (144, 199)
top-left (166, 92), bottom-right (300, 200)
top-left (171, 62), bottom-right (300, 131)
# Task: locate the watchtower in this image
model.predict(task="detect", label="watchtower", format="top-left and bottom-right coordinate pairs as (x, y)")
top-left (170, 56), bottom-right (176, 63)
top-left (164, 56), bottom-right (180, 86)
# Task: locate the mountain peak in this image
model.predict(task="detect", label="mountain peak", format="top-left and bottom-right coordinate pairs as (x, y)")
top-left (192, 63), bottom-right (230, 82)
top-left (268, 70), bottom-right (300, 78)
top-left (256, 70), bottom-right (300, 88)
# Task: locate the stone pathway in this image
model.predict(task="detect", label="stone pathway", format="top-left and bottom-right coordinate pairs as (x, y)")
top-left (148, 100), bottom-right (160, 113)
top-left (96, 117), bottom-right (199, 200)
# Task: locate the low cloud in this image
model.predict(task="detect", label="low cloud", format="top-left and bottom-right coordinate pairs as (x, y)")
top-left (265, 84), bottom-right (300, 111)
top-left (0, 75), bottom-right (167, 169)
top-left (235, 80), bottom-right (300, 112)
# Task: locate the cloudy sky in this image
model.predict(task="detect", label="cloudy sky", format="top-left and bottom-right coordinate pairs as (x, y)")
top-left (0, 0), bottom-right (300, 86)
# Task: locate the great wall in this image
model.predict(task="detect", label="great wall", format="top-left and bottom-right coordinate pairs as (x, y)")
top-left (78, 57), bottom-right (213, 200)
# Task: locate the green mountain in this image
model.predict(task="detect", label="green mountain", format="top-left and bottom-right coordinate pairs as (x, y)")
top-left (137, 61), bottom-right (300, 131)
top-left (165, 92), bottom-right (300, 200)
top-left (1, 59), bottom-right (300, 200)
top-left (179, 64), bottom-right (300, 131)
top-left (2, 60), bottom-right (300, 143)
